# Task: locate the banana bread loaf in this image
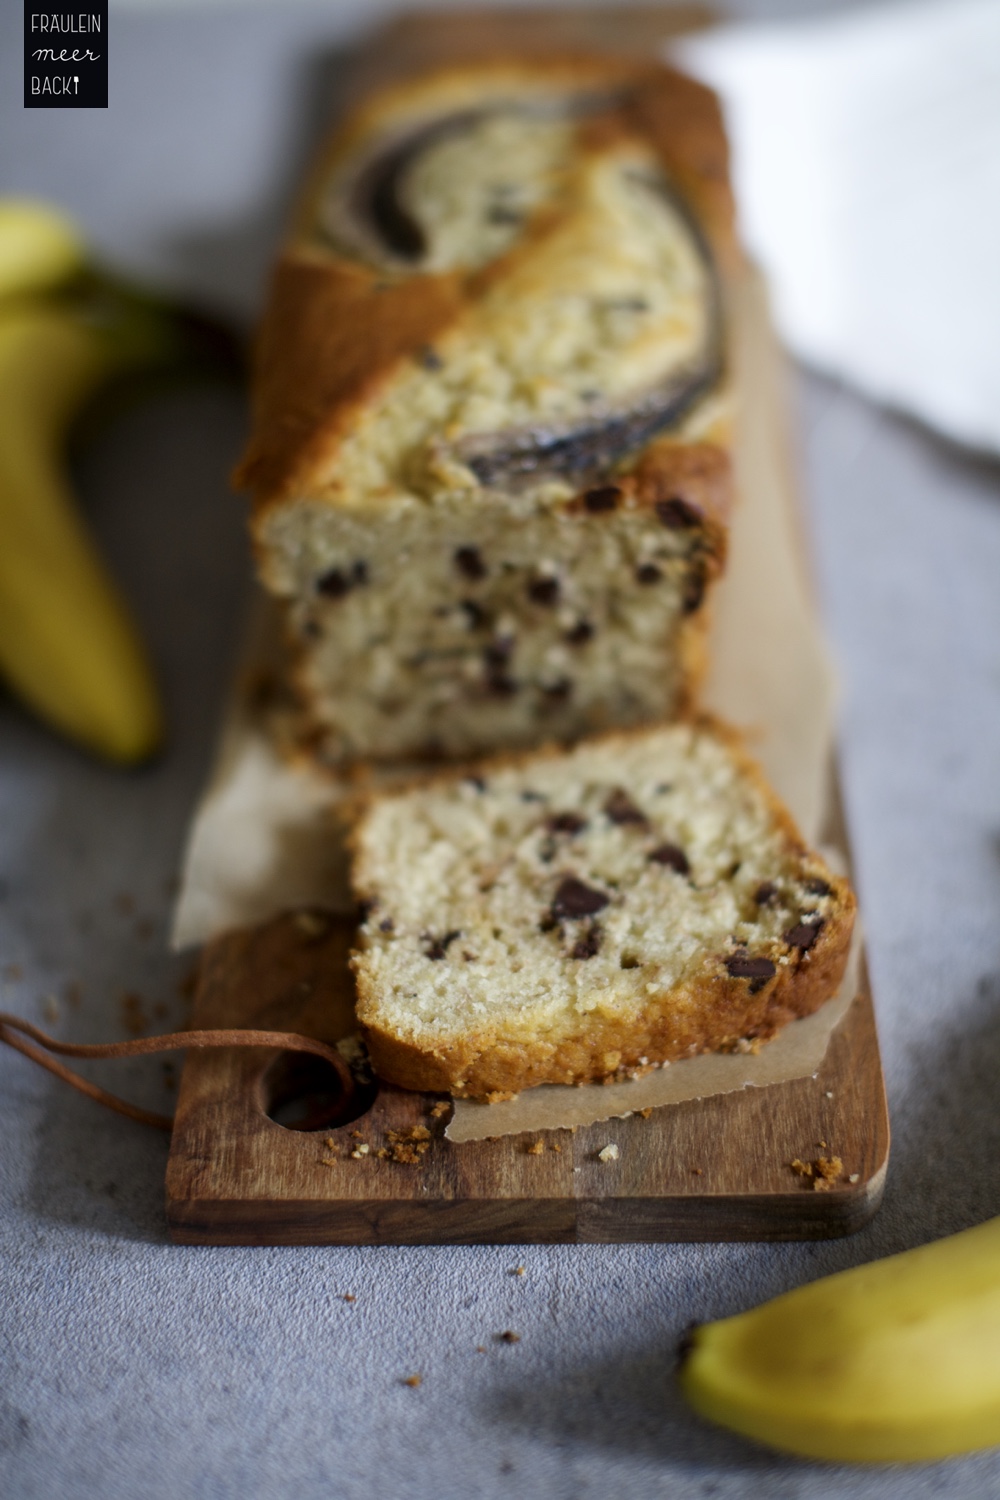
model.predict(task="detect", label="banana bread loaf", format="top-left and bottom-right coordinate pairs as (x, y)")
top-left (235, 57), bottom-right (740, 766)
top-left (349, 719), bottom-right (856, 1098)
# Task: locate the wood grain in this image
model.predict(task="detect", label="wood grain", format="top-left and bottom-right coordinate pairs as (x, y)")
top-left (165, 899), bottom-right (888, 1245)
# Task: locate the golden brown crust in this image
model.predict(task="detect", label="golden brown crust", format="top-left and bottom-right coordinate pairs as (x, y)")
top-left (347, 715), bottom-right (856, 1097)
top-left (234, 55), bottom-right (738, 513)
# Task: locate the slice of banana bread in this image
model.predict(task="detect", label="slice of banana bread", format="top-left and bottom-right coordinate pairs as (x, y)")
top-left (235, 57), bottom-right (739, 766)
top-left (349, 720), bottom-right (856, 1098)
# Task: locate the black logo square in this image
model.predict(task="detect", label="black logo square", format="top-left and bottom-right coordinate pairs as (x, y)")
top-left (24, 3), bottom-right (108, 109)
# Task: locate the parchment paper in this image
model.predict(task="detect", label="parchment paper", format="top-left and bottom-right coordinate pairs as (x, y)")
top-left (447, 929), bottom-right (858, 1140)
top-left (172, 270), bottom-right (851, 1137)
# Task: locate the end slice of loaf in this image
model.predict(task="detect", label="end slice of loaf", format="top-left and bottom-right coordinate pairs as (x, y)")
top-left (349, 720), bottom-right (856, 1098)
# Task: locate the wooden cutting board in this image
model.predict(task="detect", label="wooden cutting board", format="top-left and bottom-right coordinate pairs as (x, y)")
top-left (165, 890), bottom-right (888, 1246)
top-left (165, 5), bottom-right (889, 1245)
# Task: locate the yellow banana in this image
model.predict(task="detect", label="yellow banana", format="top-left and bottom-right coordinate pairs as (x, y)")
top-left (679, 1213), bottom-right (1000, 1463)
top-left (0, 199), bottom-right (88, 302)
top-left (0, 303), bottom-right (163, 763)
top-left (0, 197), bottom-right (240, 764)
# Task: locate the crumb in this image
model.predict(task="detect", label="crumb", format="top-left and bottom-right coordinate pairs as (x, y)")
top-left (512, 1266), bottom-right (526, 1277)
top-left (475, 1345), bottom-right (487, 1354)
top-left (379, 1125), bottom-right (432, 1164)
top-left (525, 1141), bottom-right (545, 1155)
top-left (718, 1035), bottom-right (762, 1055)
top-left (690, 1167), bottom-right (703, 1176)
top-left (498, 1331), bottom-right (520, 1344)
top-left (120, 991), bottom-right (147, 1036)
top-left (597, 1144), bottom-right (619, 1163)
top-left (637, 1107), bottom-right (654, 1119)
top-left (324, 1136), bottom-right (337, 1148)
top-left (343, 1293), bottom-right (356, 1303)
top-left (41, 994), bottom-right (59, 1025)
top-left (825, 1090), bottom-right (834, 1099)
top-left (428, 1101), bottom-right (450, 1120)
top-left (294, 910), bottom-right (329, 939)
top-left (818, 1140), bottom-right (828, 1149)
top-left (403, 1374), bottom-right (422, 1388)
top-left (485, 1090), bottom-right (518, 1104)
top-left (351, 1144), bottom-right (370, 1158)
top-left (848, 1173), bottom-right (860, 1184)
top-left (551, 1142), bottom-right (562, 1153)
top-left (790, 1155), bottom-right (844, 1190)
top-left (349, 1130), bottom-right (364, 1139)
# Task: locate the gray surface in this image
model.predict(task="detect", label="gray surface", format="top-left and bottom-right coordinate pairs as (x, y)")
top-left (3, 3), bottom-right (1000, 1496)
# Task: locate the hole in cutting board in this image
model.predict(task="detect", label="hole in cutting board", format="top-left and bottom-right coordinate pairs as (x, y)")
top-left (260, 1051), bottom-right (377, 1132)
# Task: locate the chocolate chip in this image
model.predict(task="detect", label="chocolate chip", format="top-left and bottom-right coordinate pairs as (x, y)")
top-left (316, 568), bottom-right (350, 598)
top-left (754, 882), bottom-right (779, 906)
top-left (565, 620), bottom-right (594, 647)
top-left (785, 920), bottom-right (824, 951)
top-left (649, 843), bottom-right (690, 875)
top-left (541, 678), bottom-right (572, 701)
top-left (539, 912), bottom-right (559, 933)
top-left (725, 954), bottom-right (777, 993)
top-left (357, 899), bottom-right (375, 923)
top-left (379, 917), bottom-right (395, 933)
top-left (455, 546), bottom-right (486, 580)
top-left (317, 560), bottom-right (368, 597)
top-left (803, 877), bottom-right (832, 897)
top-left (419, 346), bottom-right (443, 370)
top-left (460, 599), bottom-right (486, 629)
top-left (463, 775), bottom-right (486, 792)
top-left (583, 485), bottom-right (621, 513)
top-left (682, 562), bottom-right (708, 615)
top-left (635, 563), bottom-right (662, 585)
top-left (528, 576), bottom-right (560, 607)
top-left (483, 637), bottom-right (513, 667)
top-left (551, 877), bottom-right (609, 920)
top-left (604, 789), bottom-right (649, 827)
top-left (655, 496), bottom-right (702, 529)
top-left (571, 923), bottom-right (602, 960)
top-left (424, 930), bottom-right (461, 961)
top-left (547, 812), bottom-right (588, 836)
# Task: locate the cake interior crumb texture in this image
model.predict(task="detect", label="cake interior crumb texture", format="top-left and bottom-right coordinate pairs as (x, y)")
top-left (350, 722), bottom-right (855, 1096)
top-left (270, 462), bottom-right (721, 762)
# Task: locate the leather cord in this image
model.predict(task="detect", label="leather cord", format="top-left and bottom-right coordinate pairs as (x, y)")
top-left (0, 1011), bottom-right (355, 1132)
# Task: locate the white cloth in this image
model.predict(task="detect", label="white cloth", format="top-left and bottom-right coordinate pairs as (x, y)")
top-left (674, 0), bottom-right (1000, 454)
